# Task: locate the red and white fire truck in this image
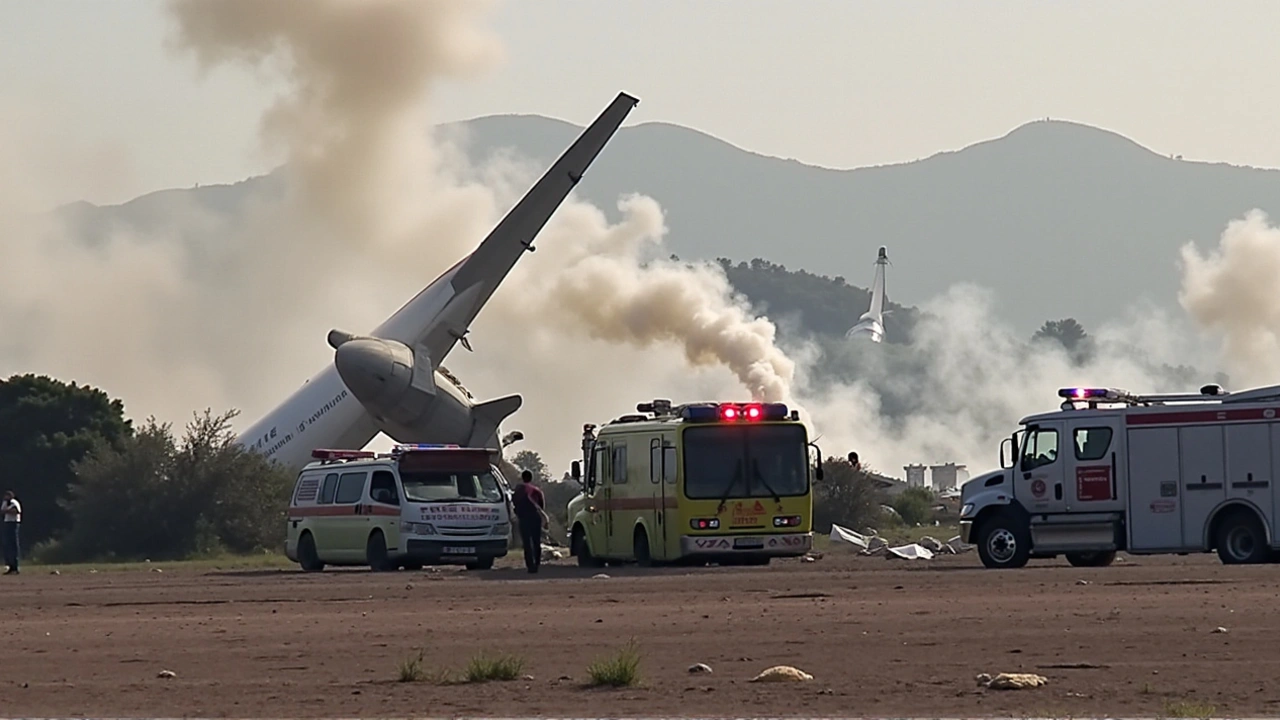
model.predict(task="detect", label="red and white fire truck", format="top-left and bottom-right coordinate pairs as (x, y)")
top-left (960, 383), bottom-right (1280, 569)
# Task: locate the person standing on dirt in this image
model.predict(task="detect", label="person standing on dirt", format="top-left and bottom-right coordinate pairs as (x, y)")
top-left (511, 470), bottom-right (547, 574)
top-left (2, 490), bottom-right (20, 575)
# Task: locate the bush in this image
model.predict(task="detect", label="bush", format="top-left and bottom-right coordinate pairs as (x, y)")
top-left (586, 639), bottom-right (641, 687)
top-left (465, 652), bottom-right (524, 682)
top-left (890, 486), bottom-right (937, 526)
top-left (812, 456), bottom-right (884, 532)
top-left (54, 409), bottom-right (295, 562)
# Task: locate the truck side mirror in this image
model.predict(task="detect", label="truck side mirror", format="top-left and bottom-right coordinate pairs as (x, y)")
top-left (571, 460), bottom-right (581, 481)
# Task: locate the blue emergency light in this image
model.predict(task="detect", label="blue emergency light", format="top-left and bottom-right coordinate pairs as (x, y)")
top-left (680, 402), bottom-right (790, 423)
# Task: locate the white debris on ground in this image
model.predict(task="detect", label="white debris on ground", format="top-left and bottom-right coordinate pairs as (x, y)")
top-left (976, 672), bottom-right (1048, 690)
top-left (885, 543), bottom-right (934, 560)
top-left (157, 670), bottom-right (176, 679)
top-left (749, 665), bottom-right (813, 682)
top-left (541, 546), bottom-right (566, 562)
top-left (688, 663), bottom-right (713, 674)
top-left (826, 524), bottom-right (974, 560)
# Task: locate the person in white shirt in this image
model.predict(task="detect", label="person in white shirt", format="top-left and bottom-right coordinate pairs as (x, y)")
top-left (2, 490), bottom-right (20, 575)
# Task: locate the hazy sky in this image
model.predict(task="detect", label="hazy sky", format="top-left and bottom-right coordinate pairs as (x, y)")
top-left (5, 0), bottom-right (1280, 208)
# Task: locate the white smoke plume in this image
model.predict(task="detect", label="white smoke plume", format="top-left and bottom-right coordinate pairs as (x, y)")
top-left (1179, 209), bottom-right (1280, 388)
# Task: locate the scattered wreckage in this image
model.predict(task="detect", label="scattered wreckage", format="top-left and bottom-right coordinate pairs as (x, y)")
top-left (827, 524), bottom-right (974, 560)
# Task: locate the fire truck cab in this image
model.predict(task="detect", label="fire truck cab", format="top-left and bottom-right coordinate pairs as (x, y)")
top-left (961, 383), bottom-right (1280, 569)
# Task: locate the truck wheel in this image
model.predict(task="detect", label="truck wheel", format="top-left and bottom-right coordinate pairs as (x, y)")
top-left (366, 531), bottom-right (394, 572)
top-left (976, 512), bottom-right (1031, 569)
top-left (1066, 550), bottom-right (1116, 567)
top-left (1216, 510), bottom-right (1268, 564)
top-left (298, 532), bottom-right (324, 572)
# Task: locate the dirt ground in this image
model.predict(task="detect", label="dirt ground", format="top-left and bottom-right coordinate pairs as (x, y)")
top-left (1, 549), bottom-right (1278, 718)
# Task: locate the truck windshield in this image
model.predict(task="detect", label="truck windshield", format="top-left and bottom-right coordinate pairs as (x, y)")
top-left (682, 424), bottom-right (809, 500)
top-left (400, 470), bottom-right (504, 503)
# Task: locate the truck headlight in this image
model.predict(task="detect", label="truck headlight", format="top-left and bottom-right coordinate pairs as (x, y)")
top-left (960, 503), bottom-right (975, 518)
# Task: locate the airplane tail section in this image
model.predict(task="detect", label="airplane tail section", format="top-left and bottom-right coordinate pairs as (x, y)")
top-left (467, 393), bottom-right (523, 448)
top-left (867, 246), bottom-right (889, 319)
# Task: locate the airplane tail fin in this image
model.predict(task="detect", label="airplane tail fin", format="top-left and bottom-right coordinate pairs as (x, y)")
top-left (467, 394), bottom-right (523, 448)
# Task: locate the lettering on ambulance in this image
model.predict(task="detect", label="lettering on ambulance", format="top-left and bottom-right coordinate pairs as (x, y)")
top-left (418, 505), bottom-right (501, 522)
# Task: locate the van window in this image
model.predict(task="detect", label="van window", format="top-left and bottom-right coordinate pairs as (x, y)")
top-left (294, 475), bottom-right (321, 504)
top-left (370, 470), bottom-right (399, 505)
top-left (334, 472), bottom-right (367, 504)
top-left (400, 469), bottom-right (504, 503)
top-left (319, 473), bottom-right (339, 504)
top-left (663, 445), bottom-right (677, 484)
top-left (612, 445), bottom-right (628, 484)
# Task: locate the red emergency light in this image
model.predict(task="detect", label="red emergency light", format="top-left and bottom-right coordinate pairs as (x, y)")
top-left (311, 448), bottom-right (376, 461)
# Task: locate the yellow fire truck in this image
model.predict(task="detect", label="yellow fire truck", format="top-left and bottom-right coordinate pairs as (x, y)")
top-left (566, 399), bottom-right (824, 567)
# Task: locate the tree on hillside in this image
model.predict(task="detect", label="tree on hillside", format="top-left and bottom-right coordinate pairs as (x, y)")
top-left (1032, 318), bottom-right (1094, 364)
top-left (510, 449), bottom-right (550, 483)
top-left (0, 374), bottom-right (133, 548)
top-left (52, 409), bottom-right (294, 562)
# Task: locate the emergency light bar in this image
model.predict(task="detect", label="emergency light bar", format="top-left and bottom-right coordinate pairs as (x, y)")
top-left (311, 448), bottom-right (376, 461)
top-left (680, 402), bottom-right (790, 423)
top-left (391, 443), bottom-right (463, 454)
top-left (1058, 387), bottom-right (1127, 401)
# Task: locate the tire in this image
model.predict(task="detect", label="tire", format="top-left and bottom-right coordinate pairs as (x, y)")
top-left (1216, 509), bottom-right (1269, 565)
top-left (574, 527), bottom-right (603, 568)
top-left (297, 532), bottom-right (324, 572)
top-left (366, 531), bottom-right (394, 572)
top-left (465, 557), bottom-right (494, 571)
top-left (1066, 550), bottom-right (1117, 567)
top-left (975, 511), bottom-right (1031, 569)
top-left (402, 562), bottom-right (423, 571)
top-left (633, 528), bottom-right (652, 567)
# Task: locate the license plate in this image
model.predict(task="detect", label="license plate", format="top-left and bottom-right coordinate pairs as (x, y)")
top-left (442, 546), bottom-right (476, 555)
top-left (733, 537), bottom-right (764, 549)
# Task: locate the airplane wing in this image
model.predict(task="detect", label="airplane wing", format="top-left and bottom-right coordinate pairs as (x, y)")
top-left (415, 91), bottom-right (639, 366)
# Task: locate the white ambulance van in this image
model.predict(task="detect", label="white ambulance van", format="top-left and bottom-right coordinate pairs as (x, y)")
top-left (285, 444), bottom-right (513, 572)
top-left (961, 383), bottom-right (1280, 569)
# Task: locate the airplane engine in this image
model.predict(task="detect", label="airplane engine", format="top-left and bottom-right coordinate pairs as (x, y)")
top-left (328, 329), bottom-right (521, 450)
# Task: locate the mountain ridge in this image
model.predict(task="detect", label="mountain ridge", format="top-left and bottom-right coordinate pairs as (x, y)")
top-left (45, 115), bottom-right (1280, 334)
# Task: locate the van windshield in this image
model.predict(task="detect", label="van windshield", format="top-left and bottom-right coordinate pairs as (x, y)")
top-left (682, 424), bottom-right (809, 500)
top-left (400, 470), bottom-right (504, 503)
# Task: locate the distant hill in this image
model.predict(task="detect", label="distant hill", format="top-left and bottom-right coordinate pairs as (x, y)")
top-left (49, 115), bottom-right (1280, 333)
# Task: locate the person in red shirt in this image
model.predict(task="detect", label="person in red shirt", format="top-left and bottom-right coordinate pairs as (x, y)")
top-left (510, 470), bottom-right (547, 573)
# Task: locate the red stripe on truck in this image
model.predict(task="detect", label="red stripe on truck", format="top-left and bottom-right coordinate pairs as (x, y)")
top-left (1125, 407), bottom-right (1280, 426)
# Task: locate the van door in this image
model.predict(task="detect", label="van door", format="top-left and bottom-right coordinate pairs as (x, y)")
top-left (1065, 418), bottom-right (1124, 513)
top-left (649, 438), bottom-right (668, 559)
top-left (368, 469), bottom-right (401, 552)
top-left (1017, 422), bottom-right (1067, 515)
top-left (332, 470), bottom-right (370, 561)
top-left (606, 442), bottom-right (631, 557)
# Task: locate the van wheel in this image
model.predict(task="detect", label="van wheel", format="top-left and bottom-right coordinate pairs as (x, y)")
top-left (1216, 509), bottom-right (1268, 564)
top-left (465, 557), bottom-right (494, 571)
top-left (366, 531), bottom-right (394, 572)
top-left (402, 562), bottom-right (423, 571)
top-left (976, 511), bottom-right (1031, 569)
top-left (1066, 550), bottom-right (1116, 567)
top-left (298, 532), bottom-right (324, 572)
top-left (633, 527), bottom-right (652, 567)
top-left (574, 528), bottom-right (603, 568)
